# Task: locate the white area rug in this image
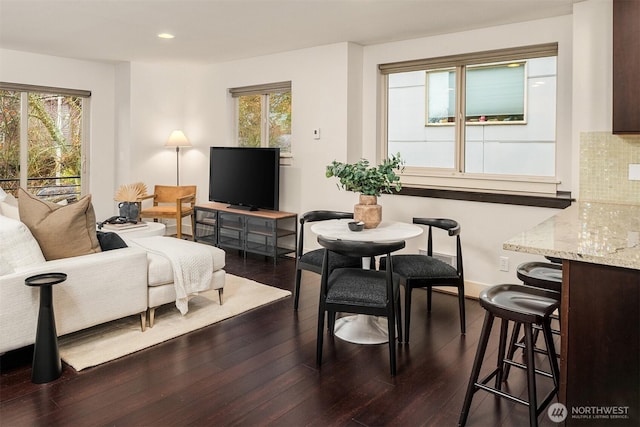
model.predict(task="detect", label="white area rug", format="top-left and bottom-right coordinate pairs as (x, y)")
top-left (58, 274), bottom-right (291, 371)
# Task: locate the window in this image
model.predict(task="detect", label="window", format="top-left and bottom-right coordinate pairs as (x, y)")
top-left (230, 81), bottom-right (291, 153)
top-left (0, 83), bottom-right (89, 200)
top-left (381, 43), bottom-right (559, 195)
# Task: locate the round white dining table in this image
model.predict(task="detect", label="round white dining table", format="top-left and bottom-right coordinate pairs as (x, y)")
top-left (310, 219), bottom-right (423, 345)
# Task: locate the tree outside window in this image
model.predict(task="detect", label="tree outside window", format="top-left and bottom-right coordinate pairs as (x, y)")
top-left (0, 87), bottom-right (85, 201)
top-left (233, 82), bottom-right (291, 153)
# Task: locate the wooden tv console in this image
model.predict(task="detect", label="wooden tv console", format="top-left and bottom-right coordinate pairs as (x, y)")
top-left (194, 202), bottom-right (297, 264)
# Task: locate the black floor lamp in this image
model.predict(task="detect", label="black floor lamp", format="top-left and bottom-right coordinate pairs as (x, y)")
top-left (165, 130), bottom-right (191, 186)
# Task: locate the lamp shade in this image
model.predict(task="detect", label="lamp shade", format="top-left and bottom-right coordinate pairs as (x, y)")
top-left (165, 130), bottom-right (191, 148)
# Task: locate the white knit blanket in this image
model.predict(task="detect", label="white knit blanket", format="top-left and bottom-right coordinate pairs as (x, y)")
top-left (127, 236), bottom-right (213, 315)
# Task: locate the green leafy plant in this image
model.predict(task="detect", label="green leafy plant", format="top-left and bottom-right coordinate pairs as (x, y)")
top-left (325, 153), bottom-right (404, 197)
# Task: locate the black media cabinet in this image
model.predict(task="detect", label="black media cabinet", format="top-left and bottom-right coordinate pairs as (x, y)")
top-left (194, 202), bottom-right (297, 264)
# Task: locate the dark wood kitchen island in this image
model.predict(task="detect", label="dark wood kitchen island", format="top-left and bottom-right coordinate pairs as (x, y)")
top-left (504, 201), bottom-right (640, 426)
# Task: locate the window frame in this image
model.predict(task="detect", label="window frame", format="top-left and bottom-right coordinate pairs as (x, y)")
top-left (230, 81), bottom-right (292, 155)
top-left (380, 43), bottom-right (561, 198)
top-left (0, 82), bottom-right (90, 200)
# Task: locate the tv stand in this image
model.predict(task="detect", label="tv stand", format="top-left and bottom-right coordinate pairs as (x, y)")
top-left (194, 202), bottom-right (297, 264)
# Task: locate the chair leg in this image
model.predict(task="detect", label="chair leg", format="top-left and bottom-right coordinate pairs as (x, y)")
top-left (387, 312), bottom-right (397, 376)
top-left (218, 288), bottom-right (224, 305)
top-left (316, 304), bottom-right (325, 367)
top-left (395, 294), bottom-right (403, 344)
top-left (503, 321), bottom-right (522, 381)
top-left (459, 311), bottom-right (495, 427)
top-left (458, 285), bottom-right (466, 334)
top-left (176, 216), bottom-right (182, 239)
top-left (190, 214), bottom-right (195, 241)
top-left (494, 319), bottom-right (509, 389)
top-left (404, 285), bottom-right (413, 343)
top-left (427, 286), bottom-right (433, 312)
top-left (293, 268), bottom-right (302, 310)
top-left (524, 324), bottom-right (539, 427)
top-left (328, 311), bottom-right (336, 335)
top-left (541, 318), bottom-right (560, 390)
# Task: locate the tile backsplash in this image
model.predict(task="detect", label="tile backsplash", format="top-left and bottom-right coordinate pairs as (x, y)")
top-left (580, 132), bottom-right (640, 205)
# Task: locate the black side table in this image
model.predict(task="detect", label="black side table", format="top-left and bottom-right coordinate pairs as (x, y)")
top-left (25, 272), bottom-right (67, 384)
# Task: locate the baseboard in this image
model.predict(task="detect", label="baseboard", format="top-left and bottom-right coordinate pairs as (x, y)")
top-left (432, 280), bottom-right (491, 300)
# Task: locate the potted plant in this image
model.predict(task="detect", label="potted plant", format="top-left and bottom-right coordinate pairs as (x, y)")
top-left (326, 153), bottom-right (404, 228)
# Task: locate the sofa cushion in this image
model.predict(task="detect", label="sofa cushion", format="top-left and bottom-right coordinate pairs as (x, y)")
top-left (147, 252), bottom-right (174, 287)
top-left (144, 241), bottom-right (226, 287)
top-left (0, 188), bottom-right (20, 221)
top-left (0, 214), bottom-right (46, 274)
top-left (18, 188), bottom-right (101, 261)
top-left (0, 257), bottom-right (14, 275)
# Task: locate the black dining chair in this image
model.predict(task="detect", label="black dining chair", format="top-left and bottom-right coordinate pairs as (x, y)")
top-left (316, 235), bottom-right (406, 375)
top-left (380, 217), bottom-right (465, 341)
top-left (293, 210), bottom-right (362, 310)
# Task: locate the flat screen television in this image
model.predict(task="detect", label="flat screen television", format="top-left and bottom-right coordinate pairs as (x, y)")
top-left (209, 146), bottom-right (280, 211)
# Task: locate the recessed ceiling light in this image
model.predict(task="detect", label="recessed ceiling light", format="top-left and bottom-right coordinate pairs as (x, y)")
top-left (158, 33), bottom-right (175, 39)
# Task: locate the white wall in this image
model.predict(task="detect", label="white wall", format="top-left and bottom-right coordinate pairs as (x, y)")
top-left (125, 43), bottom-right (359, 218)
top-left (126, 62), bottom-right (207, 190)
top-left (0, 49), bottom-right (117, 218)
top-left (572, 0), bottom-right (613, 192)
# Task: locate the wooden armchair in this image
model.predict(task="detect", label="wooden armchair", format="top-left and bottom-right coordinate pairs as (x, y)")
top-left (138, 185), bottom-right (196, 239)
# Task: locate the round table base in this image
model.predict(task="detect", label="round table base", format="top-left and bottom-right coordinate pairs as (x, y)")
top-left (334, 314), bottom-right (389, 344)
top-left (32, 299), bottom-right (62, 384)
top-left (25, 273), bottom-right (66, 384)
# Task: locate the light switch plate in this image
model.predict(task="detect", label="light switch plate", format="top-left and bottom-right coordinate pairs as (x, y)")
top-left (629, 164), bottom-right (640, 181)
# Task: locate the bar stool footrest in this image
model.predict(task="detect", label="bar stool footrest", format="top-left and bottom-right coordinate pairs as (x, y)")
top-left (503, 358), bottom-right (554, 379)
top-left (473, 381), bottom-right (558, 416)
top-left (513, 341), bottom-right (561, 359)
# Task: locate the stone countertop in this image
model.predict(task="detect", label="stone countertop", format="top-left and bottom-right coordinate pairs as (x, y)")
top-left (504, 201), bottom-right (640, 270)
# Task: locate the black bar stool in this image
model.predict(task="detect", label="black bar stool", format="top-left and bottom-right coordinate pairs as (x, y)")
top-left (503, 261), bottom-right (562, 380)
top-left (458, 284), bottom-right (560, 427)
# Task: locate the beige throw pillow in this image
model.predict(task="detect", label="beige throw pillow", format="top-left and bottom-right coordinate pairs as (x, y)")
top-left (18, 188), bottom-right (101, 260)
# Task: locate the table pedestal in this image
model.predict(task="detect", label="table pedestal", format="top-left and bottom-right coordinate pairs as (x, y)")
top-left (334, 315), bottom-right (389, 344)
top-left (25, 273), bottom-right (66, 384)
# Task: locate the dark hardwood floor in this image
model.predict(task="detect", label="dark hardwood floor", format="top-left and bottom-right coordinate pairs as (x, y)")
top-left (1, 250), bottom-right (560, 426)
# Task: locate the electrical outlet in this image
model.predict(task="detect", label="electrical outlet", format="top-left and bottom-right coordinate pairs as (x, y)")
top-left (499, 256), bottom-right (509, 272)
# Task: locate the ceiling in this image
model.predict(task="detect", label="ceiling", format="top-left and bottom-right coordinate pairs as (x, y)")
top-left (0, 0), bottom-right (582, 65)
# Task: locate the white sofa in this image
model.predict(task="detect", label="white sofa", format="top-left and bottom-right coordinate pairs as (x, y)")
top-left (0, 244), bottom-right (149, 354)
top-left (0, 212), bottom-right (226, 355)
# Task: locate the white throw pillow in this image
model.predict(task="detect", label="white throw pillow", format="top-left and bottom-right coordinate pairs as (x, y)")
top-left (0, 189), bottom-right (20, 221)
top-left (0, 215), bottom-right (46, 273)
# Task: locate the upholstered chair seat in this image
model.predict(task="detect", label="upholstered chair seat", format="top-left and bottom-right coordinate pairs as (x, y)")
top-left (293, 210), bottom-right (361, 309)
